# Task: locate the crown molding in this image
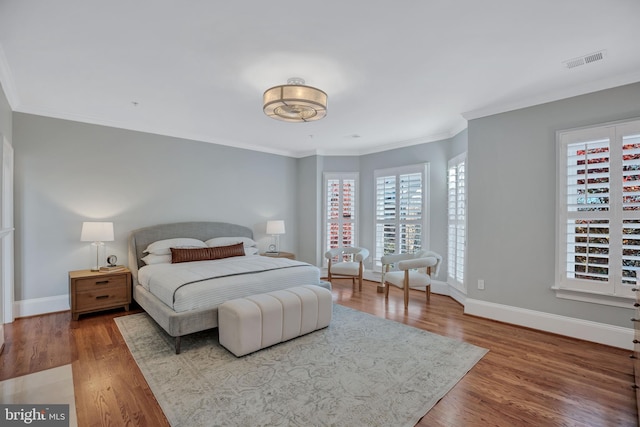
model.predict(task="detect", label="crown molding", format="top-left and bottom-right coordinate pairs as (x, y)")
top-left (13, 105), bottom-right (297, 158)
top-left (341, 118), bottom-right (468, 157)
top-left (15, 103), bottom-right (470, 159)
top-left (463, 71), bottom-right (640, 121)
top-left (305, 119), bottom-right (468, 158)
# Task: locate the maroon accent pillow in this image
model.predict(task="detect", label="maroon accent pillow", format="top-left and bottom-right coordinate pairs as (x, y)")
top-left (170, 243), bottom-right (245, 263)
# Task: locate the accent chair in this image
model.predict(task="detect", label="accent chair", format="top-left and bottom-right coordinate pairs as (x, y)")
top-left (381, 251), bottom-right (442, 309)
top-left (325, 247), bottom-right (369, 291)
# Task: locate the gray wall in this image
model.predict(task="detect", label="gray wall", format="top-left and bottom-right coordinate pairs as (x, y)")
top-left (296, 155), bottom-right (323, 266)
top-left (467, 81), bottom-right (640, 327)
top-left (9, 80), bottom-right (639, 331)
top-left (0, 83), bottom-right (10, 142)
top-left (13, 113), bottom-right (299, 301)
top-left (449, 128), bottom-right (467, 159)
top-left (0, 81), bottom-right (12, 330)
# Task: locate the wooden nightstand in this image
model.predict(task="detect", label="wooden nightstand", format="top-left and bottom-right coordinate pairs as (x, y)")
top-left (69, 268), bottom-right (132, 320)
top-left (261, 251), bottom-right (296, 260)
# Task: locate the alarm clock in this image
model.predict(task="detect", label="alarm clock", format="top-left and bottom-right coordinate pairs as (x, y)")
top-left (106, 255), bottom-right (117, 267)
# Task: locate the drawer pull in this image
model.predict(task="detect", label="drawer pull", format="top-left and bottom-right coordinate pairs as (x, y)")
top-left (632, 318), bottom-right (640, 322)
top-left (634, 340), bottom-right (640, 344)
top-left (633, 288), bottom-right (639, 292)
top-left (96, 280), bottom-right (110, 285)
top-left (635, 303), bottom-right (640, 307)
top-left (96, 295), bottom-right (109, 300)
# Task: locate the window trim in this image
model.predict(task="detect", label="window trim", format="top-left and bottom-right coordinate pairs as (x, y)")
top-left (554, 117), bottom-right (640, 305)
top-left (447, 153), bottom-right (466, 293)
top-left (322, 172), bottom-right (359, 267)
top-left (373, 163), bottom-right (430, 270)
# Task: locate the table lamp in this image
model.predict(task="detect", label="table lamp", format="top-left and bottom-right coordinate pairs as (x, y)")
top-left (266, 220), bottom-right (285, 254)
top-left (81, 221), bottom-right (114, 271)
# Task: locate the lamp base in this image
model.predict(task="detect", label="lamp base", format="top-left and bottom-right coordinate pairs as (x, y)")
top-left (87, 241), bottom-right (106, 272)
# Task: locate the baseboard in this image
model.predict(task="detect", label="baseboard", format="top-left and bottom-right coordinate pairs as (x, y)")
top-left (430, 280), bottom-right (450, 296)
top-left (465, 298), bottom-right (634, 350)
top-left (367, 269), bottom-right (630, 349)
top-left (447, 285), bottom-right (467, 306)
top-left (13, 294), bottom-right (69, 319)
top-left (14, 280), bottom-right (632, 350)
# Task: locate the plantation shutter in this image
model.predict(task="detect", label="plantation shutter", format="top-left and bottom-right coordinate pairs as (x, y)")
top-left (324, 173), bottom-right (358, 264)
top-left (375, 175), bottom-right (396, 264)
top-left (558, 119), bottom-right (640, 298)
top-left (447, 154), bottom-right (466, 290)
top-left (565, 138), bottom-right (611, 287)
top-left (622, 132), bottom-right (640, 286)
top-left (399, 173), bottom-right (423, 253)
top-left (374, 164), bottom-right (428, 268)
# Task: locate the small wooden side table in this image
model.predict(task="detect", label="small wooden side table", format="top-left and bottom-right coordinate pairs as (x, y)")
top-left (69, 267), bottom-right (132, 320)
top-left (261, 251), bottom-right (296, 260)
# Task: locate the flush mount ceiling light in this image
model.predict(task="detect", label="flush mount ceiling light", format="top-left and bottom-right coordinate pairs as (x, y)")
top-left (263, 77), bottom-right (327, 122)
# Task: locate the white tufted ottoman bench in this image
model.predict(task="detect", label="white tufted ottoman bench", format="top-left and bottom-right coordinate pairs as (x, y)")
top-left (218, 285), bottom-right (332, 357)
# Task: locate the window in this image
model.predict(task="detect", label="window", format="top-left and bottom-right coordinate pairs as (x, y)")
top-left (557, 119), bottom-right (640, 301)
top-left (323, 173), bottom-right (358, 265)
top-left (374, 164), bottom-right (429, 269)
top-left (448, 153), bottom-right (466, 292)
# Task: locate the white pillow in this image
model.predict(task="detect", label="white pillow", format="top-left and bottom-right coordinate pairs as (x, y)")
top-left (143, 238), bottom-right (207, 255)
top-left (205, 236), bottom-right (257, 248)
top-left (244, 247), bottom-right (259, 256)
top-left (141, 254), bottom-right (172, 265)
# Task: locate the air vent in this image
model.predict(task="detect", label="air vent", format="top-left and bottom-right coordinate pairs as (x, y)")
top-left (563, 50), bottom-right (607, 69)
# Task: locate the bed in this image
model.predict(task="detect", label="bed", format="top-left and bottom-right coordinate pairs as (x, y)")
top-left (128, 221), bottom-right (327, 353)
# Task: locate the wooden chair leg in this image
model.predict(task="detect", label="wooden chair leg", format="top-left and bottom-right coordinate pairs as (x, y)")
top-left (404, 286), bottom-right (409, 310)
top-left (358, 275), bottom-right (363, 291)
top-left (426, 284), bottom-right (431, 303)
top-left (403, 270), bottom-right (410, 309)
top-left (384, 281), bottom-right (389, 299)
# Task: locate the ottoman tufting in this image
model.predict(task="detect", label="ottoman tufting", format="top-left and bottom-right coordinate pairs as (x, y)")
top-left (218, 285), bottom-right (332, 357)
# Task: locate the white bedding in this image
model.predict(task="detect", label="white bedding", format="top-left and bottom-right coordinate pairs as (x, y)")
top-left (138, 255), bottom-right (321, 312)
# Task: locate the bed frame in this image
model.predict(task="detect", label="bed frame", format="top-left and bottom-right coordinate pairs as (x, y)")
top-left (128, 221), bottom-right (256, 354)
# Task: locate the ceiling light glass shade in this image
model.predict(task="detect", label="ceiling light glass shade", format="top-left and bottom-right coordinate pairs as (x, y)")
top-left (263, 78), bottom-right (327, 123)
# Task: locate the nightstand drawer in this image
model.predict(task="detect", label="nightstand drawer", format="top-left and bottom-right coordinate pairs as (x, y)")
top-left (69, 268), bottom-right (132, 320)
top-left (75, 275), bottom-right (127, 292)
top-left (76, 285), bottom-right (129, 311)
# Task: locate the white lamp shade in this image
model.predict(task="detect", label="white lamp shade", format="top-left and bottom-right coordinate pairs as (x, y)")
top-left (266, 220), bottom-right (285, 235)
top-left (81, 222), bottom-right (114, 242)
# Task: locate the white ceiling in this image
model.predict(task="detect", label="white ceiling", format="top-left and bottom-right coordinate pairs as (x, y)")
top-left (1, 1), bottom-right (639, 158)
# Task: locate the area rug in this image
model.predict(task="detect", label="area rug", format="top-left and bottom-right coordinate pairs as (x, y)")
top-left (115, 305), bottom-right (487, 427)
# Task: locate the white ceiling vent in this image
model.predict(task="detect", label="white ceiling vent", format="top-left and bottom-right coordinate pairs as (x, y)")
top-left (563, 50), bottom-right (607, 69)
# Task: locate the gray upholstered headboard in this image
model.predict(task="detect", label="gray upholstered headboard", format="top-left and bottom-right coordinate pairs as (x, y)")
top-left (128, 221), bottom-right (254, 283)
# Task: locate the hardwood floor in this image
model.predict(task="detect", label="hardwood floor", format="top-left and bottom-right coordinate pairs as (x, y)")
top-left (0, 279), bottom-right (637, 426)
